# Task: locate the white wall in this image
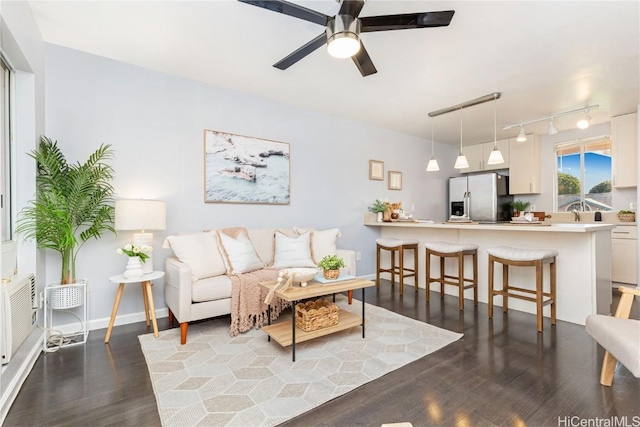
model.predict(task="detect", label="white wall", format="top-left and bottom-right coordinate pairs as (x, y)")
top-left (0, 0), bottom-right (45, 422)
top-left (42, 44), bottom-right (459, 325)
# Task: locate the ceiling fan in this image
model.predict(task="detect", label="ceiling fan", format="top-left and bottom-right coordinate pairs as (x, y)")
top-left (238, 0), bottom-right (455, 77)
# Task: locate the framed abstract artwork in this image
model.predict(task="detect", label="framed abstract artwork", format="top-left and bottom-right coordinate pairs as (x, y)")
top-left (369, 160), bottom-right (384, 180)
top-left (204, 130), bottom-right (290, 204)
top-left (388, 171), bottom-right (402, 190)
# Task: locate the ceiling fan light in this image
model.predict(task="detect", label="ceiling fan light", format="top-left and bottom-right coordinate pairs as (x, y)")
top-left (327, 33), bottom-right (361, 58)
top-left (577, 115), bottom-right (591, 129)
top-left (454, 154), bottom-right (469, 169)
top-left (426, 157), bottom-right (440, 172)
top-left (548, 119), bottom-right (559, 135)
top-left (516, 126), bottom-right (527, 142)
top-left (487, 147), bottom-right (504, 165)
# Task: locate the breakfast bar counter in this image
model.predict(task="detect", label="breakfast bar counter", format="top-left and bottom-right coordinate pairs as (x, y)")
top-left (365, 220), bottom-right (615, 325)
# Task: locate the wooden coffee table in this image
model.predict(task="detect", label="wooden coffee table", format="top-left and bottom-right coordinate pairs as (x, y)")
top-left (260, 278), bottom-right (375, 361)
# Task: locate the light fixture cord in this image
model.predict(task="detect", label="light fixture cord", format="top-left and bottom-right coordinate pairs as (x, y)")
top-left (431, 118), bottom-right (435, 157)
top-left (460, 107), bottom-right (463, 154)
top-left (494, 95), bottom-right (497, 148)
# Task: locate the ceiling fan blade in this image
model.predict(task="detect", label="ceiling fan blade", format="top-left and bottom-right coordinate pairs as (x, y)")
top-left (273, 33), bottom-right (327, 70)
top-left (352, 43), bottom-right (377, 77)
top-left (237, 0), bottom-right (329, 26)
top-left (338, 0), bottom-right (365, 18)
top-left (360, 10), bottom-right (455, 32)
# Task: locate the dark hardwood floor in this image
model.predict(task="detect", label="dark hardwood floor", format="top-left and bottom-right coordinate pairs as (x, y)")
top-left (5, 283), bottom-right (639, 426)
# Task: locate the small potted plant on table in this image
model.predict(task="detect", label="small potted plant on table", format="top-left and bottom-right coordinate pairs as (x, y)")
top-left (317, 255), bottom-right (345, 280)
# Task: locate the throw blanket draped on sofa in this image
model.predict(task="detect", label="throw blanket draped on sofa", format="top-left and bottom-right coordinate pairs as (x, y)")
top-left (229, 268), bottom-right (290, 336)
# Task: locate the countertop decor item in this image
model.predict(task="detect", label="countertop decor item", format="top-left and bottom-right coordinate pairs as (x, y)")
top-left (510, 199), bottom-right (530, 216)
top-left (317, 255), bottom-right (345, 280)
top-left (368, 199), bottom-right (388, 222)
top-left (617, 210), bottom-right (636, 222)
top-left (16, 136), bottom-right (116, 285)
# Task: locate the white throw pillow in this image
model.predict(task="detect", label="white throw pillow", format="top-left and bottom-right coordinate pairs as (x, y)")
top-left (272, 231), bottom-right (316, 268)
top-left (217, 231), bottom-right (264, 274)
top-left (294, 227), bottom-right (341, 264)
top-left (164, 232), bottom-right (226, 280)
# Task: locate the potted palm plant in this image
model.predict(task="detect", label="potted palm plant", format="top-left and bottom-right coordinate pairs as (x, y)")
top-left (510, 200), bottom-right (530, 217)
top-left (16, 136), bottom-right (116, 307)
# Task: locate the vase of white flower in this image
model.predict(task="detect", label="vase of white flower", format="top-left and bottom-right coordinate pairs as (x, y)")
top-left (117, 243), bottom-right (150, 278)
top-left (123, 256), bottom-right (144, 279)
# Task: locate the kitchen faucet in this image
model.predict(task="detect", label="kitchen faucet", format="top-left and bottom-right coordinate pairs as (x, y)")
top-left (571, 209), bottom-right (581, 222)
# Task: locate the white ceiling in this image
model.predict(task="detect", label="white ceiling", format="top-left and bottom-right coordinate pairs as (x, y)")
top-left (27, 0), bottom-right (640, 146)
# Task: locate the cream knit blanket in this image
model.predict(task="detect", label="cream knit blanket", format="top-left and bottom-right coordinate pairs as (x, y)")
top-left (229, 268), bottom-right (290, 337)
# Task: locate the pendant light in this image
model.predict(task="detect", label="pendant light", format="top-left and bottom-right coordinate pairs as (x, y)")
top-left (548, 119), bottom-right (559, 135)
top-left (454, 108), bottom-right (469, 169)
top-left (487, 95), bottom-right (505, 165)
top-left (426, 117), bottom-right (440, 172)
top-left (516, 125), bottom-right (527, 142)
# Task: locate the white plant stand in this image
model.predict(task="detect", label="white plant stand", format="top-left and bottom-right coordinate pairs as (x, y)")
top-left (43, 281), bottom-right (89, 352)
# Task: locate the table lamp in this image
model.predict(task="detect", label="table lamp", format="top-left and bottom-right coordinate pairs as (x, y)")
top-left (115, 199), bottom-right (167, 274)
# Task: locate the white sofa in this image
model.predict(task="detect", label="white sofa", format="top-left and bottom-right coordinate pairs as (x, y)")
top-left (164, 227), bottom-right (356, 344)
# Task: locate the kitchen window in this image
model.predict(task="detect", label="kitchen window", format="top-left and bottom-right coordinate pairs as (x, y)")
top-left (555, 136), bottom-right (612, 212)
top-left (1, 57), bottom-right (11, 241)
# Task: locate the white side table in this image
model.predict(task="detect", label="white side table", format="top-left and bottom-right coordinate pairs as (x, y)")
top-left (105, 271), bottom-right (165, 343)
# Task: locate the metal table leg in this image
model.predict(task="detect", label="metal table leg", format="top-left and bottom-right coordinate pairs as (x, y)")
top-left (362, 287), bottom-right (366, 338)
top-left (267, 304), bottom-right (271, 342)
top-left (292, 299), bottom-right (297, 362)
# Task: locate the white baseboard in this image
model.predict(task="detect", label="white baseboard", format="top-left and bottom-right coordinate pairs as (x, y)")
top-left (88, 308), bottom-right (169, 332)
top-left (360, 273), bottom-right (375, 280)
top-left (1, 330), bottom-right (43, 425)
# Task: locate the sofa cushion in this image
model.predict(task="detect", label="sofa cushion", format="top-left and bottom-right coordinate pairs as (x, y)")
top-left (247, 228), bottom-right (276, 265)
top-left (272, 231), bottom-right (316, 268)
top-left (294, 227), bottom-right (341, 264)
top-left (164, 232), bottom-right (226, 280)
top-left (217, 230), bottom-right (264, 274)
top-left (192, 275), bottom-right (233, 303)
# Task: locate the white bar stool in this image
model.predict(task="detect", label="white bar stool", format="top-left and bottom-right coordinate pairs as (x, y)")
top-left (376, 238), bottom-right (419, 295)
top-left (424, 242), bottom-right (478, 310)
top-left (487, 246), bottom-right (558, 332)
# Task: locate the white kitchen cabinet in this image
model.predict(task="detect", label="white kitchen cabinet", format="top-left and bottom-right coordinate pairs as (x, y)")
top-left (611, 112), bottom-right (637, 188)
top-left (509, 134), bottom-right (541, 194)
top-left (611, 225), bottom-right (637, 284)
top-left (461, 138), bottom-right (510, 173)
top-left (461, 144), bottom-right (485, 172)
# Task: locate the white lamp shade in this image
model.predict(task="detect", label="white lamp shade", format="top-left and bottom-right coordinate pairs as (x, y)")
top-left (426, 157), bottom-right (440, 172)
top-left (576, 116), bottom-right (590, 129)
top-left (487, 148), bottom-right (505, 165)
top-left (516, 128), bottom-right (527, 142)
top-left (327, 33), bottom-right (360, 58)
top-left (115, 200), bottom-right (166, 231)
top-left (454, 154), bottom-right (469, 169)
top-left (548, 120), bottom-right (559, 135)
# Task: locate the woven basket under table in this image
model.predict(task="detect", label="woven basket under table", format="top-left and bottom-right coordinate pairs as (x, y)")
top-left (295, 299), bottom-right (339, 332)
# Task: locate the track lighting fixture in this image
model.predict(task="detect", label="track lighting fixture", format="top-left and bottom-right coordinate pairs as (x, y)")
top-left (426, 117), bottom-right (440, 172)
top-left (487, 95), bottom-right (505, 165)
top-left (504, 105), bottom-right (598, 138)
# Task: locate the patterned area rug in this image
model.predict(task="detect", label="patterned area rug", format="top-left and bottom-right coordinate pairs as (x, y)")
top-left (139, 297), bottom-right (462, 426)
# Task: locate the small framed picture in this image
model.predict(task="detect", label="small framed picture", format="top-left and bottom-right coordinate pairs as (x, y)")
top-left (369, 160), bottom-right (384, 180)
top-left (388, 171), bottom-right (402, 190)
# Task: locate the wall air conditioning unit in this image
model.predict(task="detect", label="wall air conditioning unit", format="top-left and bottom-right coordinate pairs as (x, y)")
top-left (1, 274), bottom-right (37, 364)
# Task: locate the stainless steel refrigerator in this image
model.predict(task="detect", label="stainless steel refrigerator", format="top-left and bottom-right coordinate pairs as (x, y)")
top-left (449, 173), bottom-right (513, 222)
